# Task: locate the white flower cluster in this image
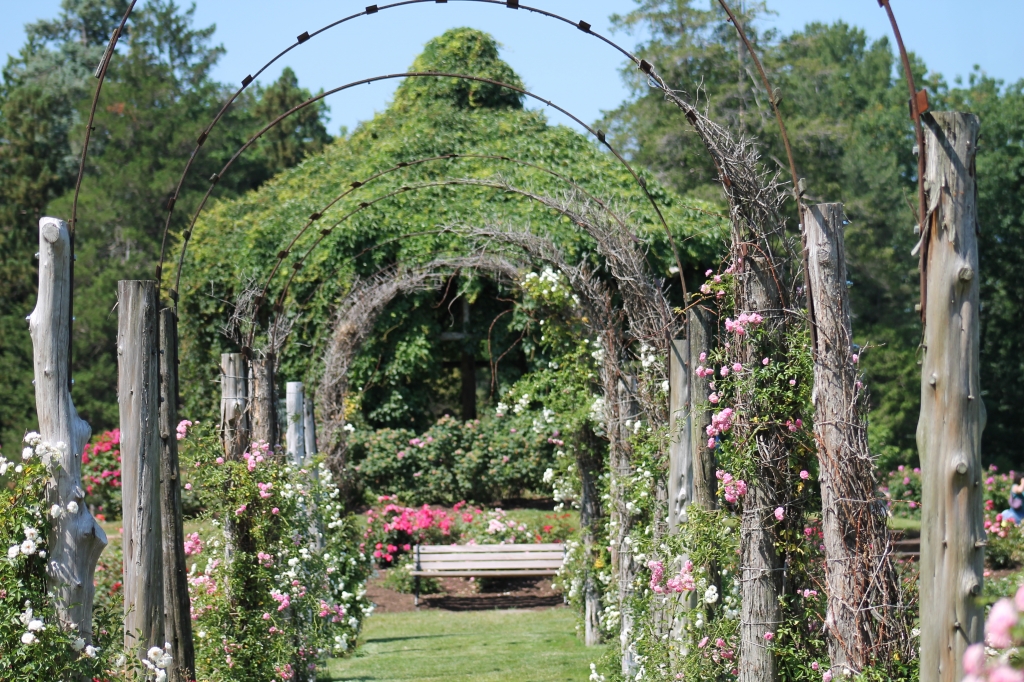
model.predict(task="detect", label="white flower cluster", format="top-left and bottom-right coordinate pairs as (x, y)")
top-left (589, 662), bottom-right (606, 682)
top-left (495, 401), bottom-right (508, 417)
top-left (512, 394), bottom-right (530, 415)
top-left (142, 643), bottom-right (173, 681)
top-left (18, 603), bottom-right (45, 645)
top-left (638, 343), bottom-right (659, 370)
top-left (7, 526), bottom-right (44, 560)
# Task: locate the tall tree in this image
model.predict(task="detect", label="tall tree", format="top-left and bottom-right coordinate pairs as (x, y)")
top-left (254, 67), bottom-right (332, 174)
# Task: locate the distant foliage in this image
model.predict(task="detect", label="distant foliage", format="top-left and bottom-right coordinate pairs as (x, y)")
top-left (81, 429), bottom-right (122, 520)
top-left (347, 414), bottom-right (558, 505)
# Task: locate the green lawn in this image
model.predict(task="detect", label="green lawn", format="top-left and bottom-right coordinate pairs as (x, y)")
top-left (326, 608), bottom-right (605, 682)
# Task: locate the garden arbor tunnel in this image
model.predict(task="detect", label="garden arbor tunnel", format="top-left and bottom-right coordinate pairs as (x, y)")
top-left (56, 0), bottom-right (933, 680)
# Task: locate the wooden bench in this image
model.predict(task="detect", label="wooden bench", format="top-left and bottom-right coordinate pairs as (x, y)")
top-left (410, 543), bottom-right (566, 605)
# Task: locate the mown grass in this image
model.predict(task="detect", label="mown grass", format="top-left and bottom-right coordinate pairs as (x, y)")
top-left (325, 608), bottom-right (604, 682)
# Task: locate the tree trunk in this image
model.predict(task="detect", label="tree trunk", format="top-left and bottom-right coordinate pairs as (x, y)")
top-left (688, 307), bottom-right (717, 511)
top-left (251, 350), bottom-right (278, 447)
top-left (918, 112), bottom-right (985, 682)
top-left (616, 374), bottom-right (639, 676)
top-left (158, 309), bottom-right (196, 682)
top-left (29, 217), bottom-right (107, 640)
top-left (118, 280), bottom-right (165, 658)
top-left (286, 381), bottom-right (306, 466)
top-left (220, 353), bottom-right (249, 459)
top-left (669, 339), bottom-right (692, 531)
top-left (806, 203), bottom-right (909, 675)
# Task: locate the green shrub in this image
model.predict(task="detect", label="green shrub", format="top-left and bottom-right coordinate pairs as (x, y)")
top-left (347, 414), bottom-right (557, 505)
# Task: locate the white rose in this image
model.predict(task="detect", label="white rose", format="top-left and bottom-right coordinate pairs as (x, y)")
top-left (24, 431), bottom-right (42, 446)
top-left (20, 540), bottom-right (36, 555)
top-left (24, 527), bottom-right (38, 541)
top-left (38, 550), bottom-right (46, 558)
top-left (27, 619), bottom-right (43, 632)
top-left (66, 501), bottom-right (79, 514)
top-left (72, 637), bottom-right (86, 651)
top-left (8, 545), bottom-right (20, 559)
top-left (22, 447), bottom-right (34, 460)
top-left (84, 644), bottom-right (98, 658)
top-left (157, 653), bottom-right (173, 669)
top-left (147, 645), bottom-right (164, 662)
top-left (50, 505), bottom-right (62, 518)
top-left (21, 632), bottom-right (37, 645)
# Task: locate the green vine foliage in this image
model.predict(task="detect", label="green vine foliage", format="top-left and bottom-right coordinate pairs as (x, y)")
top-left (176, 28), bottom-right (729, 428)
top-left (178, 422), bottom-right (373, 681)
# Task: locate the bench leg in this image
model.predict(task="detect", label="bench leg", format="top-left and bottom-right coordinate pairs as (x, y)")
top-left (414, 575), bottom-right (420, 609)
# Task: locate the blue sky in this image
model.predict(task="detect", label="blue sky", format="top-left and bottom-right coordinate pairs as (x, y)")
top-left (2, 0), bottom-right (1021, 135)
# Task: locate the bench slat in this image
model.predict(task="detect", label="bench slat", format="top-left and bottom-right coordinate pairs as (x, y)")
top-left (418, 543), bottom-right (564, 553)
top-left (419, 552), bottom-right (564, 563)
top-left (410, 569), bottom-right (559, 578)
top-left (419, 559), bottom-right (563, 570)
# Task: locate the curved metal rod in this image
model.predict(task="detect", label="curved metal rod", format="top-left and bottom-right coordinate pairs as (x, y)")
top-left (67, 0), bottom-right (138, 388)
top-left (247, 178), bottom-right (662, 350)
top-left (247, 152), bottom-right (646, 321)
top-left (877, 0), bottom-right (928, 320)
top-left (166, 71), bottom-right (684, 302)
top-left (716, 0), bottom-right (815, 345)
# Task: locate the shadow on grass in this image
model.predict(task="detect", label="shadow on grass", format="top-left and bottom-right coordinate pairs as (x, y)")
top-left (420, 595), bottom-right (564, 611)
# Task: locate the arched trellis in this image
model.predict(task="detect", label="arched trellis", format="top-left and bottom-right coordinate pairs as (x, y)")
top-left (57, 0), bottom-right (927, 677)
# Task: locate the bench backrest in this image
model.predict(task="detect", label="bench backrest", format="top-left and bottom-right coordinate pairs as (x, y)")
top-left (415, 543), bottom-right (565, 574)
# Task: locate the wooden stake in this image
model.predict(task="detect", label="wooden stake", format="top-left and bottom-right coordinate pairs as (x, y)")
top-left (29, 217), bottom-right (107, 640)
top-left (806, 203), bottom-right (907, 673)
top-left (220, 353), bottom-right (249, 459)
top-left (918, 112), bottom-right (985, 682)
top-left (118, 280), bottom-right (164, 657)
top-left (158, 309), bottom-right (195, 682)
top-left (688, 307), bottom-right (717, 511)
top-left (616, 374), bottom-right (639, 676)
top-left (286, 381), bottom-right (306, 465)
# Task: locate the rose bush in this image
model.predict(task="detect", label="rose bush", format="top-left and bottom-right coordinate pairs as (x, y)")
top-left (178, 421), bottom-right (373, 681)
top-left (1, 435), bottom-right (125, 681)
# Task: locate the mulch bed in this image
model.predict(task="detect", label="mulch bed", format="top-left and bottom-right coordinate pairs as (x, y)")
top-left (366, 569), bottom-right (566, 613)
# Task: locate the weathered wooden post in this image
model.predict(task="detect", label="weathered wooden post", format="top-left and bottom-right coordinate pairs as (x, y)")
top-left (918, 112), bottom-right (985, 682)
top-left (158, 309), bottom-right (195, 682)
top-left (118, 280), bottom-right (164, 657)
top-left (251, 350), bottom-right (278, 447)
top-left (29, 217), bottom-right (108, 640)
top-left (304, 395), bottom-right (317, 460)
top-left (668, 339), bottom-right (692, 532)
top-left (688, 308), bottom-right (717, 511)
top-left (286, 381), bottom-right (306, 465)
top-left (575, 426), bottom-right (604, 646)
top-left (805, 203), bottom-right (908, 675)
top-left (220, 353), bottom-right (249, 458)
top-left (616, 374), bottom-right (639, 676)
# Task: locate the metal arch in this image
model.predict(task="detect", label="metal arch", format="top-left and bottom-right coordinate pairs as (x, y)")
top-left (240, 152), bottom-right (647, 337)
top-left (166, 71), bottom-right (685, 304)
top-left (66, 0), bottom-right (138, 387)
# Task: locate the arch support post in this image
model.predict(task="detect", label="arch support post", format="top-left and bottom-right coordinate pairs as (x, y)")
top-left (220, 353), bottom-right (249, 459)
top-left (251, 350), bottom-right (278, 448)
top-left (286, 381), bottom-right (306, 466)
top-left (118, 280), bottom-right (165, 659)
top-left (29, 217), bottom-right (107, 640)
top-left (918, 112), bottom-right (985, 682)
top-left (805, 203), bottom-right (907, 674)
top-left (158, 308), bottom-right (195, 682)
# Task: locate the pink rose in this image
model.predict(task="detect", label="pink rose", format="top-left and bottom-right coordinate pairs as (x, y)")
top-left (963, 643), bottom-right (985, 675)
top-left (799, 470), bottom-right (809, 480)
top-left (986, 598), bottom-right (1018, 648)
top-left (989, 667), bottom-right (1024, 682)
top-left (763, 632), bottom-right (774, 642)
top-left (774, 507), bottom-right (785, 521)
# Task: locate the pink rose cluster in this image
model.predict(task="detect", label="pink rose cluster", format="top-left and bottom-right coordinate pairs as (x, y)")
top-left (706, 409), bottom-right (735, 449)
top-left (183, 532), bottom-right (203, 556)
top-left (242, 440), bottom-right (270, 472)
top-left (697, 635), bottom-right (736, 665)
top-left (716, 469), bottom-right (748, 504)
top-left (724, 312), bottom-right (764, 336)
top-left (647, 559), bottom-right (697, 594)
top-left (176, 420), bottom-right (193, 441)
top-left (962, 585), bottom-right (1024, 682)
